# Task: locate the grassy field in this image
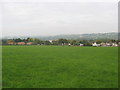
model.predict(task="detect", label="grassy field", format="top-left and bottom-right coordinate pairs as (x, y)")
top-left (0, 46), bottom-right (2, 89)
top-left (2, 46), bottom-right (118, 88)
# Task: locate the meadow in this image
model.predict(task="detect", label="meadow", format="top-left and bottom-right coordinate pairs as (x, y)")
top-left (2, 46), bottom-right (118, 88)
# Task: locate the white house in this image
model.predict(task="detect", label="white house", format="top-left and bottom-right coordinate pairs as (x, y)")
top-left (100, 42), bottom-right (106, 46)
top-left (92, 42), bottom-right (98, 47)
top-left (106, 43), bottom-right (111, 46)
top-left (49, 40), bottom-right (53, 44)
top-left (79, 43), bottom-right (84, 46)
top-left (68, 43), bottom-right (71, 46)
top-left (112, 43), bottom-right (118, 47)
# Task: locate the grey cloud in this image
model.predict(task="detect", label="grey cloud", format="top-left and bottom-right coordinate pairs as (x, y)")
top-left (2, 2), bottom-right (118, 37)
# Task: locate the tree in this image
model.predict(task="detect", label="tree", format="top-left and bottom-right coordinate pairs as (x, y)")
top-left (44, 41), bottom-right (51, 45)
top-left (14, 38), bottom-right (22, 42)
top-left (2, 39), bottom-right (7, 45)
top-left (26, 37), bottom-right (34, 42)
top-left (111, 39), bottom-right (116, 43)
top-left (95, 40), bottom-right (102, 44)
top-left (58, 39), bottom-right (68, 45)
top-left (52, 40), bottom-right (58, 45)
top-left (80, 40), bottom-right (92, 46)
top-left (33, 38), bottom-right (43, 45)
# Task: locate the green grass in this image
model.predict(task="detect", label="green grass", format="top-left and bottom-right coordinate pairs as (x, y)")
top-left (0, 46), bottom-right (2, 89)
top-left (2, 46), bottom-right (118, 88)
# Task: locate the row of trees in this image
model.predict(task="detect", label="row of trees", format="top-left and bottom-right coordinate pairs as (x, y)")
top-left (1, 37), bottom-right (120, 46)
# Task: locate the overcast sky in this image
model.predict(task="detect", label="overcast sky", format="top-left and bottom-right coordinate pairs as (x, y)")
top-left (1, 0), bottom-right (119, 37)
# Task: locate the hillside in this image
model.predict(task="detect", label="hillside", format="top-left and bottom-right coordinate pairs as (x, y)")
top-left (2, 32), bottom-right (118, 40)
top-left (34, 32), bottom-right (118, 40)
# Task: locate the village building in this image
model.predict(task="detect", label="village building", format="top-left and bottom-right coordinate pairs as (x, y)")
top-left (49, 40), bottom-right (53, 44)
top-left (118, 42), bottom-right (120, 46)
top-left (7, 40), bottom-right (15, 45)
top-left (100, 42), bottom-right (118, 47)
top-left (17, 42), bottom-right (26, 45)
top-left (68, 43), bottom-right (71, 46)
top-left (112, 43), bottom-right (118, 47)
top-left (26, 42), bottom-right (33, 45)
top-left (106, 43), bottom-right (111, 46)
top-left (92, 42), bottom-right (98, 47)
top-left (100, 42), bottom-right (106, 46)
top-left (62, 43), bottom-right (64, 46)
top-left (7, 42), bottom-right (14, 45)
top-left (79, 43), bottom-right (84, 46)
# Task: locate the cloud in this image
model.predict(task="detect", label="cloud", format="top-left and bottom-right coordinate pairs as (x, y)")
top-left (2, 2), bottom-right (118, 37)
top-left (1, 0), bottom-right (119, 3)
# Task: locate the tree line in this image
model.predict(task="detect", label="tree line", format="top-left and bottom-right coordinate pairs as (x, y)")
top-left (1, 37), bottom-right (119, 46)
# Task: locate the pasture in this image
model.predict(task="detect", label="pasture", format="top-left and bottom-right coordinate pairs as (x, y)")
top-left (2, 46), bottom-right (118, 88)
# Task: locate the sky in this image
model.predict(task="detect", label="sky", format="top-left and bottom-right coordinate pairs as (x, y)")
top-left (1, 0), bottom-right (119, 37)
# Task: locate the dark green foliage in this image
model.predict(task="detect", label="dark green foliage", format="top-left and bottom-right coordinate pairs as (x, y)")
top-left (14, 38), bottom-right (22, 42)
top-left (44, 41), bottom-right (51, 45)
top-left (79, 40), bottom-right (92, 46)
top-left (2, 36), bottom-right (119, 46)
top-left (58, 39), bottom-right (68, 45)
top-left (95, 40), bottom-right (102, 44)
top-left (2, 39), bottom-right (7, 45)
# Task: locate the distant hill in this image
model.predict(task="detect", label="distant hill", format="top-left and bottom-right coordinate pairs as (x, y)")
top-left (33, 32), bottom-right (118, 40)
top-left (2, 32), bottom-right (119, 40)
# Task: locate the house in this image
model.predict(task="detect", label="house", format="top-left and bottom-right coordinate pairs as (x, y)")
top-left (118, 42), bottom-right (120, 46)
top-left (92, 42), bottom-right (98, 47)
top-left (49, 40), bottom-right (53, 44)
top-left (68, 43), bottom-right (71, 46)
top-left (62, 43), bottom-right (64, 46)
top-left (7, 42), bottom-right (14, 45)
top-left (79, 43), bottom-right (84, 46)
top-left (27, 42), bottom-right (33, 45)
top-left (112, 43), bottom-right (118, 47)
top-left (100, 42), bottom-right (112, 47)
top-left (106, 43), bottom-right (111, 46)
top-left (7, 40), bottom-right (15, 45)
top-left (100, 42), bottom-right (106, 46)
top-left (17, 42), bottom-right (25, 45)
